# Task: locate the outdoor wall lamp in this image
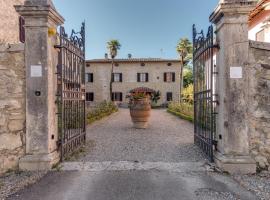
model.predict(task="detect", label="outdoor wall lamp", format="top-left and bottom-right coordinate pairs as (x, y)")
top-left (48, 27), bottom-right (57, 37)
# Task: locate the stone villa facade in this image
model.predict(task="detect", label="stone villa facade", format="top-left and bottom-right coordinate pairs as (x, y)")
top-left (85, 58), bottom-right (181, 107)
top-left (249, 0), bottom-right (270, 42)
top-left (0, 0), bottom-right (25, 44)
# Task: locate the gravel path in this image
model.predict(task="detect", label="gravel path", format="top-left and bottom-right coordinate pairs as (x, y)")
top-left (0, 171), bottom-right (47, 200)
top-left (79, 108), bottom-right (206, 162)
top-left (233, 172), bottom-right (270, 200)
top-left (3, 108), bottom-right (270, 200)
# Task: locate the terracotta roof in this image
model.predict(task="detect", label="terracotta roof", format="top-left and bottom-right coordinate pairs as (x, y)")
top-left (86, 58), bottom-right (181, 63)
top-left (249, 0), bottom-right (270, 22)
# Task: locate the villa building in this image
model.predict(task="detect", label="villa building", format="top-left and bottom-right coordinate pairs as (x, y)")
top-left (85, 58), bottom-right (181, 107)
top-left (0, 0), bottom-right (25, 44)
top-left (249, 0), bottom-right (270, 42)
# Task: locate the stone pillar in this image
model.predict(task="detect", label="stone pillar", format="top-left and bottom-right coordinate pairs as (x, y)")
top-left (15, 0), bottom-right (64, 170)
top-left (210, 0), bottom-right (257, 174)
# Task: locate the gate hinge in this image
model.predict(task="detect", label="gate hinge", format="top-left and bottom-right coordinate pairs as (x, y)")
top-left (212, 44), bottom-right (220, 50)
top-left (57, 140), bottom-right (62, 147)
top-left (54, 45), bottom-right (62, 49)
top-left (213, 140), bottom-right (218, 150)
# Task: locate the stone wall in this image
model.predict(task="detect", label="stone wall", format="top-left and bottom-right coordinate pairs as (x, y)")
top-left (248, 41), bottom-right (270, 170)
top-left (0, 44), bottom-right (25, 174)
top-left (0, 0), bottom-right (25, 44)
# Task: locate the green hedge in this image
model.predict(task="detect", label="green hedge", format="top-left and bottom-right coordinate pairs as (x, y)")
top-left (167, 102), bottom-right (194, 122)
top-left (167, 109), bottom-right (194, 122)
top-left (87, 101), bottom-right (118, 124)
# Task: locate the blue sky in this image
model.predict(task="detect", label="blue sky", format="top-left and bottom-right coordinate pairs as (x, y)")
top-left (53, 0), bottom-right (219, 59)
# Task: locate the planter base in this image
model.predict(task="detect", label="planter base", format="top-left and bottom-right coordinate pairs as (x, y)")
top-left (129, 97), bottom-right (151, 129)
top-left (133, 121), bottom-right (149, 129)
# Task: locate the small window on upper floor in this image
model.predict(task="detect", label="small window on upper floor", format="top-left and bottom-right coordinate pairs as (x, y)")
top-left (86, 63), bottom-right (90, 67)
top-left (164, 72), bottom-right (175, 82)
top-left (113, 73), bottom-right (122, 82)
top-left (167, 63), bottom-right (172, 66)
top-left (141, 63), bottom-right (145, 67)
top-left (114, 63), bottom-right (119, 67)
top-left (137, 73), bottom-right (149, 82)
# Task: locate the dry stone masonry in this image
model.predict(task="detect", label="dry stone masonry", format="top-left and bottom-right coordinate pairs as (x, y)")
top-left (248, 41), bottom-right (270, 170)
top-left (0, 44), bottom-right (25, 174)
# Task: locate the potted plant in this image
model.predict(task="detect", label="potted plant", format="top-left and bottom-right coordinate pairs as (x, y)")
top-left (126, 87), bottom-right (154, 129)
top-left (151, 90), bottom-right (161, 108)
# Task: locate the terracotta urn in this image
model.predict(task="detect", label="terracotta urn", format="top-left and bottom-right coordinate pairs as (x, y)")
top-left (129, 97), bottom-right (151, 129)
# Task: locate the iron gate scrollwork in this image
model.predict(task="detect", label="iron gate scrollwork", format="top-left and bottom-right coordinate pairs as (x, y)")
top-left (193, 24), bottom-right (218, 162)
top-left (56, 22), bottom-right (86, 161)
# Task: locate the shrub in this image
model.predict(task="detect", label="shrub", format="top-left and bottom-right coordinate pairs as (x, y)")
top-left (86, 101), bottom-right (118, 124)
top-left (167, 101), bottom-right (194, 122)
top-left (183, 68), bottom-right (193, 88)
top-left (181, 84), bottom-right (193, 104)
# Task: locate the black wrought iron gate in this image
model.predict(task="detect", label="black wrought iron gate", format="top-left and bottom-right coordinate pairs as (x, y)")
top-left (193, 25), bottom-right (218, 162)
top-left (56, 23), bottom-right (86, 161)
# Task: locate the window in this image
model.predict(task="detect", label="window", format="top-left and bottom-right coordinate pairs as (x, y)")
top-left (86, 93), bottom-right (94, 101)
top-left (86, 73), bottom-right (93, 82)
top-left (141, 63), bottom-right (145, 67)
top-left (164, 72), bottom-right (175, 82)
top-left (113, 73), bottom-right (122, 82)
top-left (111, 92), bottom-right (123, 101)
top-left (19, 16), bottom-right (25, 43)
top-left (137, 73), bottom-right (149, 82)
top-left (166, 92), bottom-right (173, 101)
top-left (167, 63), bottom-right (172, 66)
top-left (256, 29), bottom-right (265, 42)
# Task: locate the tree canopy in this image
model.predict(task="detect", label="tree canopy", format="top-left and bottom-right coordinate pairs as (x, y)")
top-left (107, 40), bottom-right (121, 59)
top-left (176, 38), bottom-right (192, 65)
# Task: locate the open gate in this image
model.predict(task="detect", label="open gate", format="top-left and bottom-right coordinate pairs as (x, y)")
top-left (56, 23), bottom-right (86, 161)
top-left (192, 25), bottom-right (218, 162)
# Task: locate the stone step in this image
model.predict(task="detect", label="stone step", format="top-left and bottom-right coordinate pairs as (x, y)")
top-left (60, 161), bottom-right (208, 172)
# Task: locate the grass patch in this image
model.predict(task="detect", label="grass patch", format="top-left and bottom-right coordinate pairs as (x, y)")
top-left (167, 109), bottom-right (194, 122)
top-left (87, 101), bottom-right (118, 124)
top-left (167, 102), bottom-right (194, 122)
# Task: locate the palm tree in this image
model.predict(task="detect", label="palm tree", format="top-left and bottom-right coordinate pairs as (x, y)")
top-left (176, 38), bottom-right (192, 101)
top-left (107, 40), bottom-right (121, 101)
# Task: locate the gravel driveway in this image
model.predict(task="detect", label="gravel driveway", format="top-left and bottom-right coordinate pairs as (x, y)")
top-left (79, 108), bottom-right (206, 162)
top-left (4, 108), bottom-right (269, 200)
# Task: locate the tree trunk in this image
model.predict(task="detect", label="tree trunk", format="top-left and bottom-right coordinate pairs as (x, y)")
top-left (109, 59), bottom-right (114, 101)
top-left (179, 55), bottom-right (184, 102)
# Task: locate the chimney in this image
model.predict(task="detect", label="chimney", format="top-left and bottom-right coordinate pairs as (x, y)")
top-left (105, 53), bottom-right (108, 59)
top-left (128, 54), bottom-right (132, 59)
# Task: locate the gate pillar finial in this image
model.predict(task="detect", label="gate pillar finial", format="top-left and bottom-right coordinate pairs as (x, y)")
top-left (15, 2), bottom-right (64, 171)
top-left (209, 1), bottom-right (257, 174)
